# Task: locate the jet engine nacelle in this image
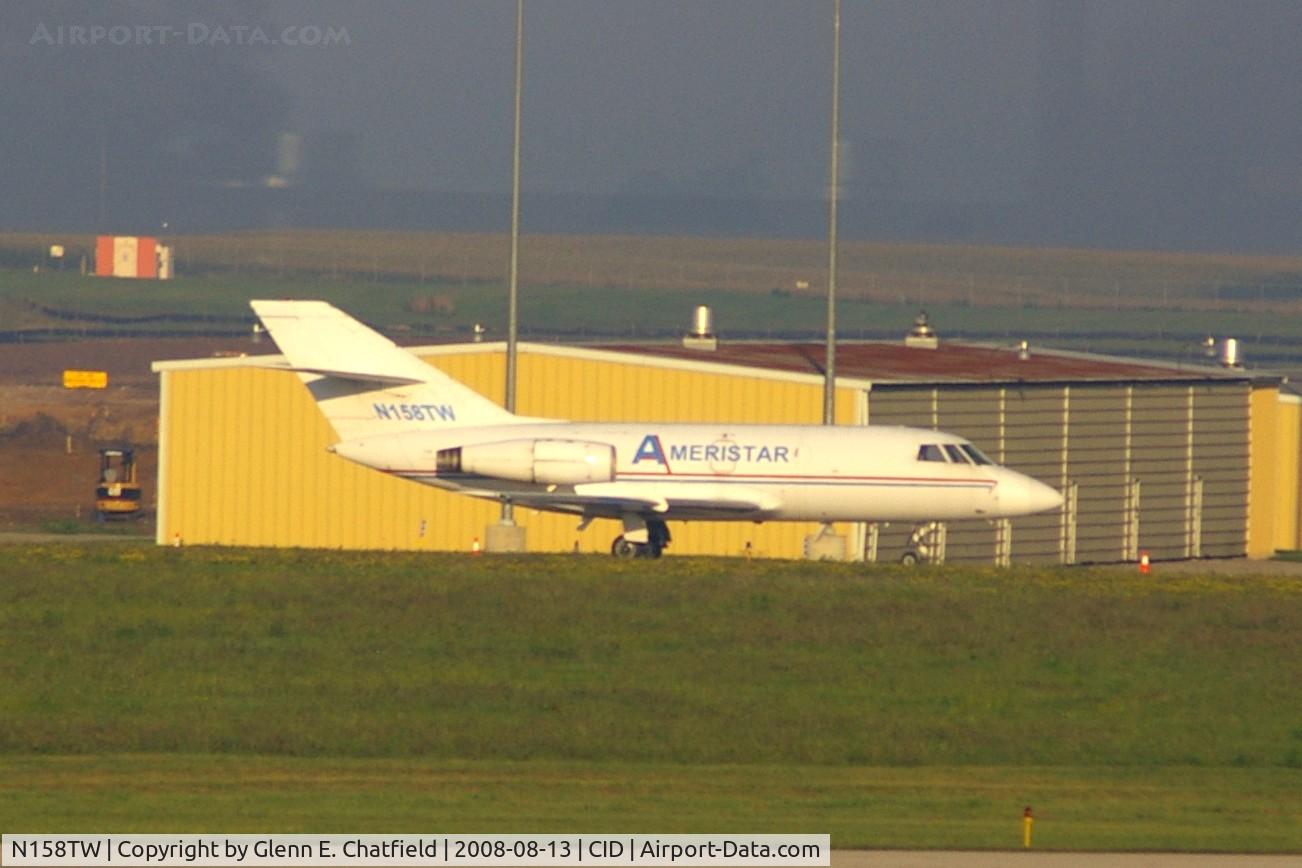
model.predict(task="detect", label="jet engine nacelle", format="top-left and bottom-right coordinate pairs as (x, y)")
top-left (438, 439), bottom-right (616, 485)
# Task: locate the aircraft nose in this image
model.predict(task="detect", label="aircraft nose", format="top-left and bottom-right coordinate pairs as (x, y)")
top-left (998, 471), bottom-right (1064, 516)
top-left (1027, 478), bottom-right (1065, 513)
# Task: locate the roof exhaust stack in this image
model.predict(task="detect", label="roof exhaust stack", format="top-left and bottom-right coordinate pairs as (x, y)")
top-left (904, 311), bottom-right (938, 349)
top-left (683, 304), bottom-right (718, 351)
top-left (1220, 337), bottom-right (1242, 368)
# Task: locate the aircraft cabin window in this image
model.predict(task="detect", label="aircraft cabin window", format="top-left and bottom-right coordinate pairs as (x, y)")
top-left (917, 444), bottom-right (946, 462)
top-left (943, 444), bottom-right (970, 464)
top-left (961, 444), bottom-right (993, 465)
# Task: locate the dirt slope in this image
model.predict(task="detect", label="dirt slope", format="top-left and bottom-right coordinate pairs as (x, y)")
top-left (0, 336), bottom-right (264, 526)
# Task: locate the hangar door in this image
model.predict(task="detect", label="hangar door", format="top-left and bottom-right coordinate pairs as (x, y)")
top-left (864, 382), bottom-right (1249, 564)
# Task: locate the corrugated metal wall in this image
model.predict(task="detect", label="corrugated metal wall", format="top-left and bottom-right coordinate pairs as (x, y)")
top-left (1192, 385), bottom-right (1252, 558)
top-left (865, 381), bottom-right (1250, 564)
top-left (1276, 394), bottom-right (1302, 552)
top-left (1247, 385), bottom-right (1302, 557)
top-left (157, 346), bottom-right (860, 557)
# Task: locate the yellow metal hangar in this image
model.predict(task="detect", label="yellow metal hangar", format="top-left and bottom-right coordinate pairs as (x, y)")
top-left (151, 329), bottom-right (1301, 563)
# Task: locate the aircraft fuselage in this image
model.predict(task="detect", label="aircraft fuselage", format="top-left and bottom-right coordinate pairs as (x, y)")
top-left (329, 421), bottom-right (1062, 523)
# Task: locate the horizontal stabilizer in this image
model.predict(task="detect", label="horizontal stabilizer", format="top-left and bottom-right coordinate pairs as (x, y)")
top-left (251, 300), bottom-right (436, 385)
top-left (253, 361), bottom-right (421, 386)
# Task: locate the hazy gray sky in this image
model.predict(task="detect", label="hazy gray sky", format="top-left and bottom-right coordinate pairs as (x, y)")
top-left (271, 1), bottom-right (1041, 200)
top-left (4, 1), bottom-right (1301, 251)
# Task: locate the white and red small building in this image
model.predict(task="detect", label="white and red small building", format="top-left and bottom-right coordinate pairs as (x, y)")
top-left (95, 235), bottom-right (173, 279)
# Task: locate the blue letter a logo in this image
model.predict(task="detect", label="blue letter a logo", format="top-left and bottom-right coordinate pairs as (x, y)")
top-left (632, 434), bottom-right (667, 466)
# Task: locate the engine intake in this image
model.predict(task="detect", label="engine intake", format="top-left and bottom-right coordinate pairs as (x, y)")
top-left (436, 439), bottom-right (616, 485)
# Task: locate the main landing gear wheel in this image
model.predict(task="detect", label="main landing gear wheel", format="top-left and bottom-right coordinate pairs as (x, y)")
top-left (611, 518), bottom-right (670, 559)
top-left (612, 536), bottom-right (643, 558)
top-left (610, 534), bottom-right (666, 559)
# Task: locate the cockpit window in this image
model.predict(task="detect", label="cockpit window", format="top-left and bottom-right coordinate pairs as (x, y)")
top-left (943, 444), bottom-right (970, 464)
top-left (960, 444), bottom-right (993, 466)
top-left (917, 444), bottom-right (946, 462)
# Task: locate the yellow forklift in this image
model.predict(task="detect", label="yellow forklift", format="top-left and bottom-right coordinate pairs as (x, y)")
top-left (96, 447), bottom-right (142, 521)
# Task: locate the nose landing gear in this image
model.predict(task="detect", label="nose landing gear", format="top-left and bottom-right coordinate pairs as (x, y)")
top-left (900, 520), bottom-right (946, 565)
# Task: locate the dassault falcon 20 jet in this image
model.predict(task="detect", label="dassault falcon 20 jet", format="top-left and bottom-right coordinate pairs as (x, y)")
top-left (252, 300), bottom-right (1063, 558)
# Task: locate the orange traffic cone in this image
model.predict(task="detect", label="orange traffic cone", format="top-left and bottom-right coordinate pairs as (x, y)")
top-left (1139, 550), bottom-right (1150, 574)
top-left (471, 536), bottom-right (482, 555)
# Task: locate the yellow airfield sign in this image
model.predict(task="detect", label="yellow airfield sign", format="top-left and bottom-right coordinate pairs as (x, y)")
top-left (63, 370), bottom-right (109, 389)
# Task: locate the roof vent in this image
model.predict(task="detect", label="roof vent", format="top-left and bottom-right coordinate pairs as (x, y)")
top-left (1220, 337), bottom-right (1242, 368)
top-left (683, 304), bottom-right (718, 351)
top-left (904, 311), bottom-right (938, 349)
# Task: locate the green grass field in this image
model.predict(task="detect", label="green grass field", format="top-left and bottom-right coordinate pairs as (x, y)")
top-left (6, 268), bottom-right (1302, 368)
top-left (6, 229), bottom-right (1302, 368)
top-left (5, 756), bottom-right (1298, 851)
top-left (2, 543), bottom-right (1299, 850)
top-left (7, 230), bottom-right (1302, 307)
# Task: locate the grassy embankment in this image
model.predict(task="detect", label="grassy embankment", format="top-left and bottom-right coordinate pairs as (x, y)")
top-left (2, 544), bottom-right (1299, 850)
top-left (4, 265), bottom-right (1302, 365)
top-left (6, 230), bottom-right (1302, 308)
top-left (4, 231), bottom-right (1302, 361)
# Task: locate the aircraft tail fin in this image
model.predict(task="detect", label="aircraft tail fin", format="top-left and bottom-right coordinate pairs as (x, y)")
top-left (251, 300), bottom-right (517, 441)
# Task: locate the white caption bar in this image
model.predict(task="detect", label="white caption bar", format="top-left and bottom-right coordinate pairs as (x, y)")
top-left (2, 835), bottom-right (830, 867)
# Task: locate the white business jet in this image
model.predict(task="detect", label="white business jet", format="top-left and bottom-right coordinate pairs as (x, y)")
top-left (252, 300), bottom-right (1063, 558)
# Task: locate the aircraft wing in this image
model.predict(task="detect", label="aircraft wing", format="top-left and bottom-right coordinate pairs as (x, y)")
top-left (532, 481), bottom-right (782, 519)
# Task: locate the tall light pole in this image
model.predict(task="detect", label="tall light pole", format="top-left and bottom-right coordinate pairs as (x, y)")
top-left (506, 0), bottom-right (523, 415)
top-left (501, 0), bottom-right (524, 526)
top-left (99, 136), bottom-right (108, 231)
top-left (823, 0), bottom-right (842, 425)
